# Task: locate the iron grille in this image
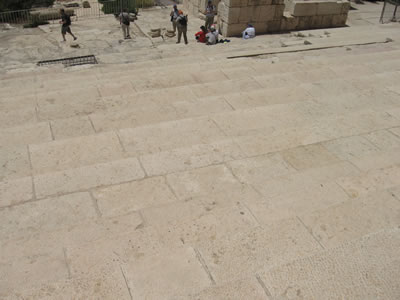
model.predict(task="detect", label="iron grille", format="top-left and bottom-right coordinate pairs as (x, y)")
top-left (37, 55), bottom-right (98, 67)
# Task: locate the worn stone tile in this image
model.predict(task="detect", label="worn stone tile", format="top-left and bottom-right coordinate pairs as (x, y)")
top-left (0, 122), bottom-right (52, 147)
top-left (362, 129), bottom-right (400, 150)
top-left (281, 143), bottom-right (342, 170)
top-left (259, 228), bottom-right (400, 300)
top-left (0, 145), bottom-right (31, 181)
top-left (224, 86), bottom-right (312, 110)
top-left (34, 157), bottom-right (145, 198)
top-left (93, 176), bottom-right (177, 218)
top-left (186, 276), bottom-right (268, 300)
top-left (336, 164), bottom-right (400, 198)
top-left (132, 72), bottom-right (197, 91)
top-left (118, 117), bottom-right (226, 156)
top-left (246, 182), bottom-right (350, 225)
top-left (142, 200), bottom-right (258, 247)
top-left (0, 107), bottom-right (37, 129)
top-left (192, 69), bottom-right (229, 83)
top-left (254, 73), bottom-right (302, 89)
top-left (29, 131), bottom-right (124, 174)
top-left (172, 96), bottom-right (233, 118)
top-left (140, 139), bottom-right (244, 176)
top-left (123, 246), bottom-right (212, 299)
top-left (0, 250), bottom-right (68, 298)
top-left (390, 126), bottom-right (400, 138)
top-left (303, 79), bottom-right (362, 98)
top-left (0, 177), bottom-right (33, 207)
top-left (323, 135), bottom-right (381, 161)
top-left (228, 152), bottom-right (296, 184)
top-left (67, 227), bottom-right (210, 299)
top-left (3, 269), bottom-right (131, 300)
top-left (0, 192), bottom-right (97, 241)
top-left (252, 161), bottom-right (360, 198)
top-left (0, 94), bottom-right (37, 111)
top-left (90, 103), bottom-right (178, 132)
top-left (301, 190), bottom-right (400, 248)
top-left (50, 116), bottom-right (95, 140)
top-left (349, 147), bottom-right (400, 171)
top-left (134, 86), bottom-right (198, 107)
top-left (197, 218), bottom-right (321, 284)
top-left (166, 165), bottom-right (240, 200)
top-left (192, 78), bottom-right (262, 98)
top-left (97, 81), bottom-right (135, 97)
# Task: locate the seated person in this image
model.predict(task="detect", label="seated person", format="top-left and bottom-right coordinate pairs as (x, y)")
top-left (206, 26), bottom-right (218, 45)
top-left (242, 24), bottom-right (255, 39)
top-left (195, 26), bottom-right (207, 43)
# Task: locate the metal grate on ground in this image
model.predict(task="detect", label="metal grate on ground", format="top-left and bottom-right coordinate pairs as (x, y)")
top-left (37, 55), bottom-right (98, 67)
top-left (380, 0), bottom-right (400, 23)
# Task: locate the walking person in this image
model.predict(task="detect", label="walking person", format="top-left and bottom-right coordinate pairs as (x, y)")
top-left (204, 1), bottom-right (216, 30)
top-left (119, 8), bottom-right (131, 39)
top-left (170, 4), bottom-right (179, 33)
top-left (176, 10), bottom-right (188, 44)
top-left (60, 9), bottom-right (77, 42)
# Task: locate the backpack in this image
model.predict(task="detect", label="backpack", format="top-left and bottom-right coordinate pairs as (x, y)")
top-left (178, 15), bottom-right (187, 26)
top-left (65, 15), bottom-right (71, 26)
top-left (122, 13), bottom-right (130, 25)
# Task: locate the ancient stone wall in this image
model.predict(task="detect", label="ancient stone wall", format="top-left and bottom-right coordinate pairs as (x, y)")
top-left (185, 0), bottom-right (350, 37)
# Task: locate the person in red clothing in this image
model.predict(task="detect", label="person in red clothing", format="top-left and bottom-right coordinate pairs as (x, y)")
top-left (195, 26), bottom-right (207, 43)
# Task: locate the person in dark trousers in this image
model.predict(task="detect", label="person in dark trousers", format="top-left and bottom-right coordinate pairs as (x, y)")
top-left (119, 8), bottom-right (131, 39)
top-left (60, 9), bottom-right (77, 42)
top-left (170, 4), bottom-right (179, 33)
top-left (204, 0), bottom-right (216, 30)
top-left (176, 10), bottom-right (188, 44)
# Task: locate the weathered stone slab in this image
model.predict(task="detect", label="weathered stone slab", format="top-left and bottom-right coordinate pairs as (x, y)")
top-left (301, 190), bottom-right (400, 248)
top-left (0, 192), bottom-right (97, 241)
top-left (0, 107), bottom-right (37, 129)
top-left (197, 218), bottom-right (321, 283)
top-left (248, 161), bottom-right (360, 198)
top-left (140, 139), bottom-right (244, 176)
top-left (0, 177), bottom-right (33, 207)
top-left (34, 158), bottom-right (145, 198)
top-left (166, 165), bottom-right (241, 200)
top-left (142, 200), bottom-right (258, 247)
top-left (0, 122), bottom-right (52, 147)
top-left (189, 276), bottom-right (268, 300)
top-left (29, 131), bottom-right (124, 174)
top-left (349, 147), bottom-right (400, 172)
top-left (362, 129), bottom-right (400, 150)
top-left (118, 117), bottom-right (226, 156)
top-left (323, 135), bottom-right (381, 161)
top-left (3, 269), bottom-right (132, 300)
top-left (172, 96), bottom-right (233, 119)
top-left (289, 1), bottom-right (318, 17)
top-left (336, 164), bottom-right (400, 198)
top-left (245, 181), bottom-right (349, 224)
top-left (281, 143), bottom-right (341, 170)
top-left (0, 145), bottom-right (31, 181)
top-left (228, 152), bottom-right (295, 184)
top-left (93, 176), bottom-right (177, 218)
top-left (50, 116), bottom-right (95, 140)
top-left (259, 228), bottom-right (400, 300)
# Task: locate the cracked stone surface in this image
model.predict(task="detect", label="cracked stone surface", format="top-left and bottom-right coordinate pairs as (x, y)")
top-left (1, 1), bottom-right (400, 299)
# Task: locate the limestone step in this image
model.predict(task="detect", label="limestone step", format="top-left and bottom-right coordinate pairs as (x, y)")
top-left (258, 227), bottom-right (400, 300)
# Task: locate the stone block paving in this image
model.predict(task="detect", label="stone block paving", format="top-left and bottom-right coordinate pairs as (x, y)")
top-left (1, 2), bottom-right (400, 299)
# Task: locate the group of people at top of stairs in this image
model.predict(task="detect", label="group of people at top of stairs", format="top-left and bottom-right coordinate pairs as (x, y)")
top-left (58, 3), bottom-right (256, 43)
top-left (170, 2), bottom-right (256, 45)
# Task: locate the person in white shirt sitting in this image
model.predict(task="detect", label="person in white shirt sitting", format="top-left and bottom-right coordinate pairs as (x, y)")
top-left (242, 24), bottom-right (255, 39)
top-left (206, 26), bottom-right (218, 45)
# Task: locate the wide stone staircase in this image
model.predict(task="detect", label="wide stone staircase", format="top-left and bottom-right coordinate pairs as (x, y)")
top-left (1, 25), bottom-right (400, 299)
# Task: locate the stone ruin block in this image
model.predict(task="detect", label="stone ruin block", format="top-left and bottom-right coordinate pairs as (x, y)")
top-left (248, 0), bottom-right (273, 6)
top-left (332, 13), bottom-right (347, 26)
top-left (316, 1), bottom-right (343, 16)
top-left (274, 4), bottom-right (285, 19)
top-left (289, 1), bottom-right (318, 16)
top-left (281, 12), bottom-right (299, 31)
top-left (223, 0), bottom-right (249, 7)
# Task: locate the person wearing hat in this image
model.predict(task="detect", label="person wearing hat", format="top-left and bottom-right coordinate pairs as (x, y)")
top-left (204, 1), bottom-right (216, 30)
top-left (170, 4), bottom-right (179, 33)
top-left (206, 25), bottom-right (218, 45)
top-left (176, 10), bottom-right (188, 44)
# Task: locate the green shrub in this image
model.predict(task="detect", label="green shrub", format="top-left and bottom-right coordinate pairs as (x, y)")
top-left (98, 0), bottom-right (142, 14)
top-left (83, 1), bottom-right (91, 8)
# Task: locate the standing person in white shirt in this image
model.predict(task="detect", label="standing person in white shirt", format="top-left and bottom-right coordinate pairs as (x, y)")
top-left (204, 1), bottom-right (216, 30)
top-left (242, 24), bottom-right (255, 39)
